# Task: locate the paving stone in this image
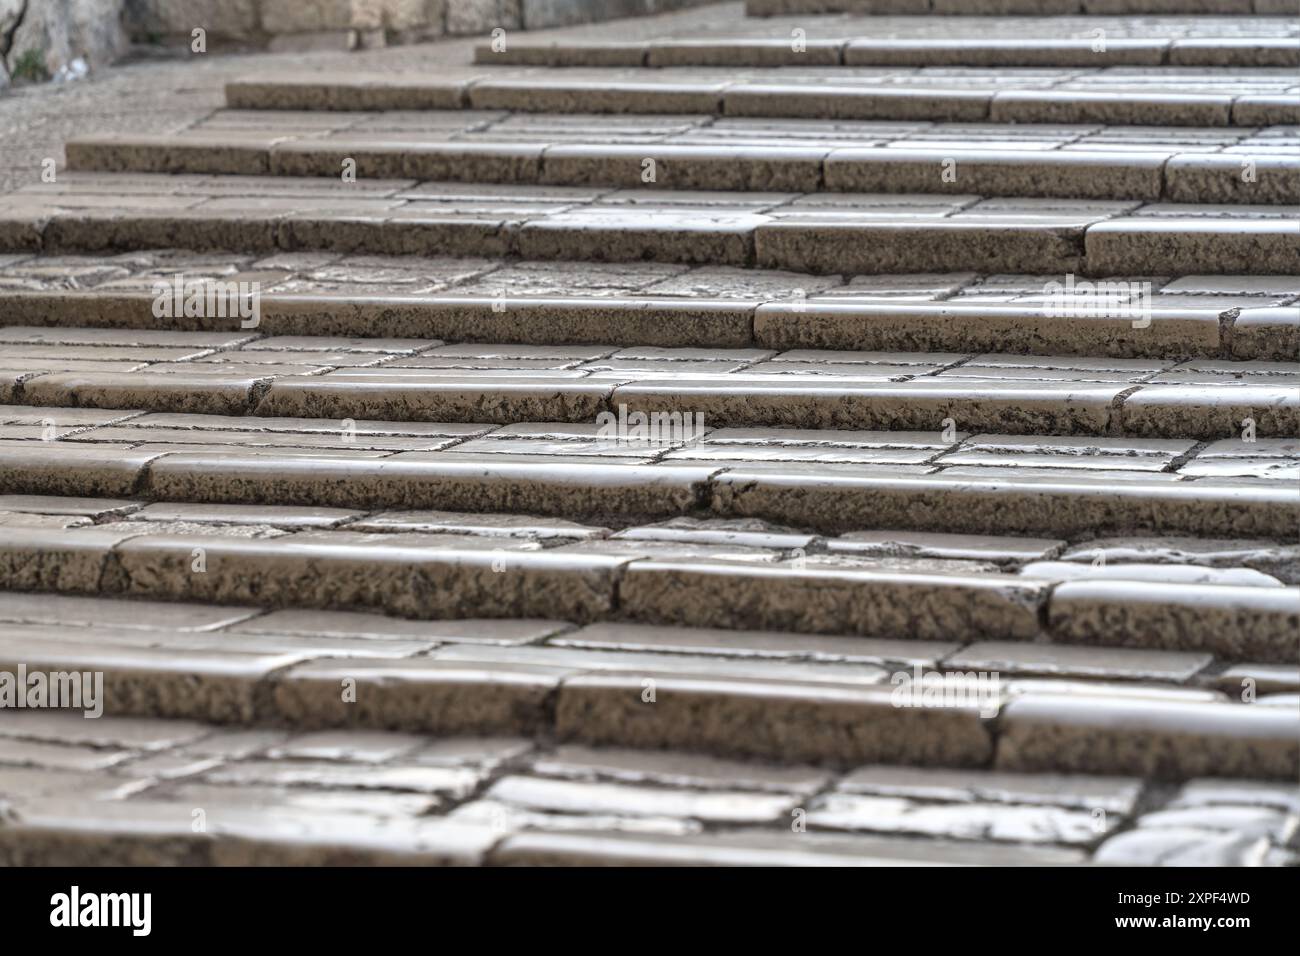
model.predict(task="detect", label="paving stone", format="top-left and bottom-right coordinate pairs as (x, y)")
top-left (1048, 580), bottom-right (1300, 662)
top-left (1057, 535), bottom-right (1300, 583)
top-left (484, 774), bottom-right (798, 822)
top-left (945, 641), bottom-right (1211, 682)
top-left (2, 797), bottom-right (500, 866)
top-left (144, 455), bottom-right (716, 525)
top-left (109, 532), bottom-right (629, 622)
top-left (1231, 307), bottom-right (1300, 361)
top-left (552, 622), bottom-right (961, 665)
top-left (1020, 560), bottom-right (1284, 588)
top-left (1212, 663), bottom-right (1300, 698)
top-left (1169, 778), bottom-right (1300, 814)
top-left (0, 525), bottom-right (141, 592)
top-left (202, 758), bottom-right (485, 798)
top-left (489, 827), bottom-right (1085, 865)
top-left (529, 745), bottom-right (830, 793)
top-left (127, 502), bottom-right (363, 529)
top-left (0, 634), bottom-right (307, 724)
top-left (1086, 219), bottom-right (1300, 275)
top-left (255, 376), bottom-right (614, 424)
top-left (1165, 153), bottom-right (1300, 205)
top-left (0, 738), bottom-right (134, 773)
top-left (1136, 804), bottom-right (1298, 842)
top-left (753, 301), bottom-right (1225, 359)
top-left (350, 509), bottom-right (608, 540)
top-left (556, 674), bottom-right (994, 766)
top-left (0, 443), bottom-right (162, 497)
top-left (712, 469), bottom-right (1297, 538)
top-left (836, 764), bottom-right (1143, 814)
top-left (433, 641), bottom-right (890, 687)
top-left (997, 694), bottom-right (1299, 779)
top-left (826, 148), bottom-right (1166, 200)
top-left (755, 219), bottom-right (1088, 275)
top-left (806, 792), bottom-right (1109, 844)
top-left (616, 379), bottom-right (1122, 434)
top-left (229, 608), bottom-right (567, 646)
top-left (1093, 827), bottom-right (1271, 866)
top-left (826, 530), bottom-right (1063, 563)
top-left (272, 658), bottom-right (573, 734)
top-left (0, 711), bottom-right (210, 750)
top-left (0, 592), bottom-right (260, 631)
top-left (1122, 384), bottom-right (1299, 439)
top-left (619, 559), bottom-right (1045, 640)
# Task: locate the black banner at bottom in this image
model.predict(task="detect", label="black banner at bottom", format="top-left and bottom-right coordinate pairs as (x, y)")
top-left (0, 865), bottom-right (1288, 942)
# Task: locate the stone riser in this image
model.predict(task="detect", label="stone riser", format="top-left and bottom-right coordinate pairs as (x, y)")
top-left (223, 78), bottom-right (1300, 128)
top-left (477, 39), bottom-right (1300, 69)
top-left (66, 138), bottom-right (1300, 205)
top-left (7, 209), bottom-right (1298, 277)
top-left (2, 449), bottom-right (1295, 542)
top-left (5, 292), bottom-right (1292, 362)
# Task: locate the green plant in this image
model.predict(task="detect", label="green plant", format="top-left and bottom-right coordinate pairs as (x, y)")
top-left (10, 47), bottom-right (49, 83)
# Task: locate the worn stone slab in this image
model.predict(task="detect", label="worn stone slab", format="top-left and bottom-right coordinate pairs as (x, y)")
top-left (556, 674), bottom-right (995, 766)
top-left (754, 302), bottom-right (1225, 359)
top-left (273, 658), bottom-right (573, 734)
top-left (0, 443), bottom-right (161, 497)
top-left (109, 532), bottom-right (629, 622)
top-left (1164, 153), bottom-right (1300, 206)
top-left (826, 149), bottom-right (1165, 200)
top-left (1086, 219), bottom-right (1300, 276)
top-left (489, 826), bottom-right (1083, 866)
top-left (145, 456), bottom-right (715, 525)
top-left (617, 560), bottom-right (1045, 640)
top-left (712, 470), bottom-right (1297, 538)
top-left (997, 694), bottom-right (1299, 779)
top-left (1048, 580), bottom-right (1300, 663)
top-left (755, 221), bottom-right (1087, 275)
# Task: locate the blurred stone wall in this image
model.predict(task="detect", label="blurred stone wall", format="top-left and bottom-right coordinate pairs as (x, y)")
top-left (0, 0), bottom-right (710, 87)
top-left (121, 0), bottom-right (712, 53)
top-left (2, 0), bottom-right (129, 86)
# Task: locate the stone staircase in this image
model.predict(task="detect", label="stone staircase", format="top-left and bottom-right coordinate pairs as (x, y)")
top-left (0, 0), bottom-right (1296, 866)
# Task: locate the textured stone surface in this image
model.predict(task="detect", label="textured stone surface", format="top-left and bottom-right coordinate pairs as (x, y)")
top-left (2, 0), bottom-right (1296, 869)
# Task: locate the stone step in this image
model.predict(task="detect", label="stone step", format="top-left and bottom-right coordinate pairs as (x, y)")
top-left (5, 710), bottom-right (1295, 864)
top-left (2, 432), bottom-right (1296, 545)
top-left (5, 353), bottom-right (1297, 436)
top-left (2, 250), bottom-right (1295, 360)
top-left (4, 291), bottom-right (1294, 360)
top-left (477, 38), bottom-right (1300, 69)
top-left (744, 0), bottom-right (1290, 15)
top-left (222, 71), bottom-right (1300, 127)
top-left (0, 605), bottom-right (1294, 776)
top-left (1, 590), bottom-right (1295, 680)
top-left (6, 176), bottom-right (1297, 275)
top-left (66, 134), bottom-right (1300, 204)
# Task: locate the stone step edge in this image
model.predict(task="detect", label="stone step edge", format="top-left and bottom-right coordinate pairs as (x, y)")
top-left (221, 76), bottom-right (1299, 128)
top-left (2, 450), bottom-right (1296, 544)
top-left (64, 136), bottom-right (1300, 205)
top-left (472, 38), bottom-right (1300, 70)
top-left (2, 290), bottom-right (1279, 361)
top-left (0, 606), bottom-right (1295, 778)
top-left (6, 206), bottom-right (1300, 279)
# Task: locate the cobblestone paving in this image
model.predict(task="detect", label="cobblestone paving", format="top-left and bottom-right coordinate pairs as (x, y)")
top-left (0, 2), bottom-right (1297, 866)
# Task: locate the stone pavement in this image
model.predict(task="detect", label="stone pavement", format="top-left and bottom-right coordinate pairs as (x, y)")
top-left (0, 2), bottom-right (1297, 867)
